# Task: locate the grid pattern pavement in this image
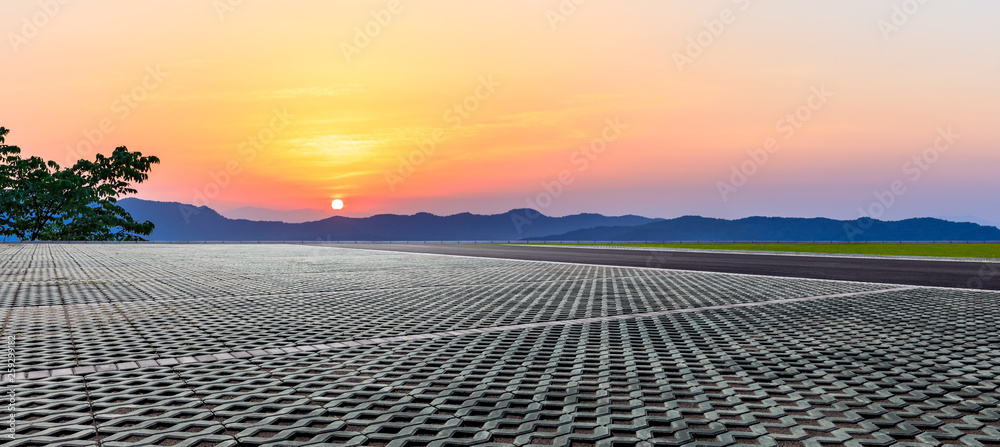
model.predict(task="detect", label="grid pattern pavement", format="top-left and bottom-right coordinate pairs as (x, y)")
top-left (2, 244), bottom-right (999, 446)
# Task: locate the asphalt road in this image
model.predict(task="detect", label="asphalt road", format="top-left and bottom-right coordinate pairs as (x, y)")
top-left (331, 244), bottom-right (1000, 290)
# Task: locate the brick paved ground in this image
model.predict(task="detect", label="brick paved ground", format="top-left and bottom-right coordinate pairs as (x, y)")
top-left (2, 244), bottom-right (998, 446)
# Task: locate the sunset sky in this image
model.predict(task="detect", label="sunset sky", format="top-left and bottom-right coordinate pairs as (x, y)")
top-left (3, 1), bottom-right (998, 222)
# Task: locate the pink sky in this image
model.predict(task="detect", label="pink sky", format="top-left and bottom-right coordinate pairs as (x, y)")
top-left (3, 0), bottom-right (998, 222)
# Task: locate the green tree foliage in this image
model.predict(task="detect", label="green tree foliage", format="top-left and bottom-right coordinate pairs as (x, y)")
top-left (0, 127), bottom-right (160, 241)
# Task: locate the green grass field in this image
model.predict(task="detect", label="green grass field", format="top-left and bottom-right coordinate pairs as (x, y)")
top-left (556, 243), bottom-right (1000, 259)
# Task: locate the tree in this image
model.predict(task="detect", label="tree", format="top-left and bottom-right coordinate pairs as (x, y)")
top-left (0, 126), bottom-right (160, 241)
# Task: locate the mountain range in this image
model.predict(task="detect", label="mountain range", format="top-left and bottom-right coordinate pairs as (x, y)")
top-left (219, 206), bottom-right (333, 224)
top-left (118, 198), bottom-right (1000, 242)
top-left (118, 198), bottom-right (656, 241)
top-left (526, 216), bottom-right (1000, 242)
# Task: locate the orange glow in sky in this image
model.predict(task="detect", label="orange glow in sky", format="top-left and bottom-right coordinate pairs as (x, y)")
top-left (3, 1), bottom-right (998, 221)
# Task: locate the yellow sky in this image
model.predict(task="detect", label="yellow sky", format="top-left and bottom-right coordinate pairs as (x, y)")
top-left (3, 0), bottom-right (998, 220)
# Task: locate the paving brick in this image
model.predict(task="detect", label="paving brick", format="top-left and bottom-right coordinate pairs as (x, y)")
top-left (2, 244), bottom-right (999, 445)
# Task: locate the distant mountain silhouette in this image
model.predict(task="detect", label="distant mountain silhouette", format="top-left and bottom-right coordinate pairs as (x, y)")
top-left (935, 215), bottom-right (1000, 229)
top-left (219, 206), bottom-right (332, 224)
top-left (118, 198), bottom-right (658, 241)
top-left (526, 215), bottom-right (1000, 242)
top-left (117, 199), bottom-right (1000, 242)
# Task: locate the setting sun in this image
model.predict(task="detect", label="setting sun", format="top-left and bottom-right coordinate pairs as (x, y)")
top-left (3, 1), bottom-right (998, 222)
top-left (3, 3), bottom-right (1000, 445)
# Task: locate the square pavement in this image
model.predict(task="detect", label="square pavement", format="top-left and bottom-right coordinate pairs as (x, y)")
top-left (1, 243), bottom-right (998, 446)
